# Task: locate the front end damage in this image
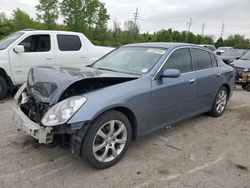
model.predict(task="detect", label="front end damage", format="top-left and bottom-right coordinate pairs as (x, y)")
top-left (13, 83), bottom-right (80, 147)
top-left (12, 66), bottom-right (137, 154)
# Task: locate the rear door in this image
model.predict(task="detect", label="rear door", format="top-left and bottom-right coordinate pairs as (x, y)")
top-left (191, 48), bottom-right (222, 113)
top-left (9, 33), bottom-right (54, 84)
top-left (150, 48), bottom-right (198, 130)
top-left (55, 34), bottom-right (88, 68)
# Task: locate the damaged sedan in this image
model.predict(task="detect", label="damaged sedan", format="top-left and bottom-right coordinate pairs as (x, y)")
top-left (12, 43), bottom-right (234, 169)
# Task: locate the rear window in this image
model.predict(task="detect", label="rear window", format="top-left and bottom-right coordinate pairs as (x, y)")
top-left (210, 54), bottom-right (218, 67)
top-left (57, 35), bottom-right (82, 51)
top-left (192, 48), bottom-right (212, 70)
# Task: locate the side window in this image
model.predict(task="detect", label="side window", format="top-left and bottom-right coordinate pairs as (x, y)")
top-left (57, 35), bottom-right (82, 51)
top-left (210, 54), bottom-right (218, 67)
top-left (192, 48), bottom-right (212, 70)
top-left (163, 48), bottom-right (192, 73)
top-left (19, 35), bottom-right (51, 52)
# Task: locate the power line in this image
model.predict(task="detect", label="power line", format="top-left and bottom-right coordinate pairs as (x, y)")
top-left (185, 18), bottom-right (192, 42)
top-left (201, 22), bottom-right (205, 36)
top-left (133, 8), bottom-right (139, 25)
top-left (220, 23), bottom-right (225, 38)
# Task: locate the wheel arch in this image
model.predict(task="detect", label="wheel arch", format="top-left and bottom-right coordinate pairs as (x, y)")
top-left (222, 83), bottom-right (230, 97)
top-left (0, 68), bottom-right (14, 90)
top-left (89, 105), bottom-right (138, 141)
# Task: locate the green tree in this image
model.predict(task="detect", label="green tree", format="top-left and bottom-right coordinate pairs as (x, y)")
top-left (215, 37), bottom-right (224, 48)
top-left (0, 11), bottom-right (13, 39)
top-left (12, 8), bottom-right (34, 30)
top-left (36, 0), bottom-right (59, 29)
top-left (123, 20), bottom-right (139, 43)
top-left (61, 0), bottom-right (110, 39)
top-left (224, 35), bottom-right (250, 49)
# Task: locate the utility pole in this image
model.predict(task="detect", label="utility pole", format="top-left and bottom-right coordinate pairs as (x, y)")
top-left (185, 18), bottom-right (192, 42)
top-left (201, 22), bottom-right (205, 36)
top-left (220, 23), bottom-right (224, 38)
top-left (133, 8), bottom-right (139, 25)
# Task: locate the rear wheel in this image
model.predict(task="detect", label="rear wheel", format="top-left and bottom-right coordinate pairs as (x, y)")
top-left (242, 84), bottom-right (246, 90)
top-left (81, 110), bottom-right (132, 169)
top-left (0, 76), bottom-right (8, 100)
top-left (246, 84), bottom-right (250, 92)
top-left (209, 86), bottom-right (228, 117)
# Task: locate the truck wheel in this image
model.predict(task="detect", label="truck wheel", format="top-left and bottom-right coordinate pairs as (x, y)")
top-left (246, 84), bottom-right (250, 92)
top-left (209, 86), bottom-right (228, 117)
top-left (81, 110), bottom-right (132, 169)
top-left (242, 84), bottom-right (246, 90)
top-left (0, 76), bottom-right (8, 100)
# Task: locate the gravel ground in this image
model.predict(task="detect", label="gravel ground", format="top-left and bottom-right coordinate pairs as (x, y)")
top-left (0, 87), bottom-right (249, 188)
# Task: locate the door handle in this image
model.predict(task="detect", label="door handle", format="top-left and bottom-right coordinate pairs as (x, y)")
top-left (217, 73), bottom-right (222, 77)
top-left (189, 79), bottom-right (196, 84)
top-left (46, 57), bottom-right (53, 60)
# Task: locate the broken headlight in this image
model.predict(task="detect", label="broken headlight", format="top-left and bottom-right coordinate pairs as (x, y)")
top-left (41, 96), bottom-right (87, 126)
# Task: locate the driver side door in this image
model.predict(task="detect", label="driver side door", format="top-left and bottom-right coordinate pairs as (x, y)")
top-left (150, 48), bottom-right (198, 130)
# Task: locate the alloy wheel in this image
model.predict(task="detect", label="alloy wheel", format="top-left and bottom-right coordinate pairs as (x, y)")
top-left (216, 90), bottom-right (227, 114)
top-left (92, 120), bottom-right (127, 163)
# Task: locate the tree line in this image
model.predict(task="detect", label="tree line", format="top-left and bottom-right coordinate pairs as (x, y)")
top-left (0, 0), bottom-right (250, 49)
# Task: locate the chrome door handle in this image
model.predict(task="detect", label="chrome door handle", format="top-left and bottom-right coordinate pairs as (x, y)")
top-left (189, 79), bottom-right (196, 84)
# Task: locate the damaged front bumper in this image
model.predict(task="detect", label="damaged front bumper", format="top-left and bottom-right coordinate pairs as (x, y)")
top-left (12, 105), bottom-right (53, 144)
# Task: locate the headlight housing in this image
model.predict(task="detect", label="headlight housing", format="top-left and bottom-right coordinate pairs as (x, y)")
top-left (42, 96), bottom-right (87, 126)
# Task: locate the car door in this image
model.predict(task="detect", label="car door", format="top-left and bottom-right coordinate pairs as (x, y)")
top-left (9, 34), bottom-right (54, 84)
top-left (150, 48), bottom-right (198, 130)
top-left (190, 48), bottom-right (223, 114)
top-left (55, 34), bottom-right (88, 68)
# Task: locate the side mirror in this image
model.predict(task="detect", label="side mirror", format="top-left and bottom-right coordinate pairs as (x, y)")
top-left (13, 45), bottom-right (25, 53)
top-left (162, 69), bottom-right (181, 78)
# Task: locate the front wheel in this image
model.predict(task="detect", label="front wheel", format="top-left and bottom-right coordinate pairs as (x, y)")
top-left (0, 76), bottom-right (8, 100)
top-left (81, 110), bottom-right (132, 169)
top-left (209, 86), bottom-right (228, 117)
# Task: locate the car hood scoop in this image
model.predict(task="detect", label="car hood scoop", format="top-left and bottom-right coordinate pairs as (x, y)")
top-left (27, 66), bottom-right (138, 105)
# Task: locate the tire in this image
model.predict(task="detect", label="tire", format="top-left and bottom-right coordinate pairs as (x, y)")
top-left (242, 84), bottom-right (246, 90)
top-left (0, 76), bottom-right (8, 100)
top-left (209, 86), bottom-right (228, 117)
top-left (246, 84), bottom-right (250, 92)
top-left (81, 110), bottom-right (132, 169)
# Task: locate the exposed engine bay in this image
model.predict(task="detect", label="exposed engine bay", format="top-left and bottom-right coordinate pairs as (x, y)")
top-left (17, 77), bottom-right (136, 124)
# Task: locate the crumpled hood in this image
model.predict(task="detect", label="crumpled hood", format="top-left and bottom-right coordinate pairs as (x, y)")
top-left (27, 66), bottom-right (137, 105)
top-left (232, 59), bottom-right (250, 68)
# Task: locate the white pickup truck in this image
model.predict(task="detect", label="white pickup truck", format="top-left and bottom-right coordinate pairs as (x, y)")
top-left (0, 30), bottom-right (114, 99)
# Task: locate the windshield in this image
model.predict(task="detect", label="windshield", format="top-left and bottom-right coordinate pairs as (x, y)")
top-left (0, 32), bottom-right (24, 50)
top-left (217, 47), bottom-right (227, 51)
top-left (92, 47), bottom-right (166, 75)
top-left (241, 51), bottom-right (250, 60)
top-left (222, 49), bottom-right (246, 57)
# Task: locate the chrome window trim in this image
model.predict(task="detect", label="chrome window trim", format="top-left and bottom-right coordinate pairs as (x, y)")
top-left (152, 45), bottom-right (216, 80)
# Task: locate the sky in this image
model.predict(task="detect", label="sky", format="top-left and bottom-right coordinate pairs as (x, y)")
top-left (0, 0), bottom-right (250, 40)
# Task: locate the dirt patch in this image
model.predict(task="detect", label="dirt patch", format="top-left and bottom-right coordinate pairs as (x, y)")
top-left (235, 164), bottom-right (249, 171)
top-left (236, 106), bottom-right (250, 121)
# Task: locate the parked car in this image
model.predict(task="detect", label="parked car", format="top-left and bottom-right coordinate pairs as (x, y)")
top-left (198, 44), bottom-right (216, 51)
top-left (231, 51), bottom-right (250, 85)
top-left (216, 46), bottom-right (234, 55)
top-left (12, 43), bottom-right (234, 169)
top-left (220, 49), bottom-right (249, 64)
top-left (0, 29), bottom-right (114, 100)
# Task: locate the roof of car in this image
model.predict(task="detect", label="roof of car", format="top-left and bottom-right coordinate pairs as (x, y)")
top-left (19, 29), bottom-right (83, 35)
top-left (123, 42), bottom-right (198, 49)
